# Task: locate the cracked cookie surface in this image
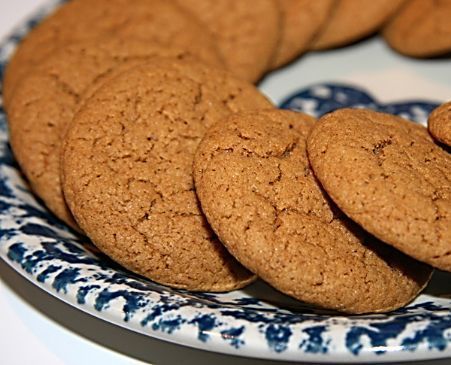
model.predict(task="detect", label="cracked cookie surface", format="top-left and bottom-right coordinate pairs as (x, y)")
top-left (428, 101), bottom-right (451, 147)
top-left (308, 108), bottom-right (451, 271)
top-left (3, 0), bottom-right (223, 109)
top-left (8, 38), bottom-right (215, 230)
top-left (194, 109), bottom-right (431, 313)
top-left (62, 59), bottom-right (273, 291)
top-left (175, 0), bottom-right (280, 82)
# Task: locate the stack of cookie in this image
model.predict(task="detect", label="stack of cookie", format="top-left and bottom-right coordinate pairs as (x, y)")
top-left (4, 0), bottom-right (451, 105)
top-left (3, 0), bottom-right (451, 314)
top-left (193, 108), bottom-right (449, 314)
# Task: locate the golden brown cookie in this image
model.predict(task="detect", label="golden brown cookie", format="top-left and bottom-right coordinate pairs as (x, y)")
top-left (8, 38), bottom-right (217, 230)
top-left (308, 108), bottom-right (451, 272)
top-left (62, 60), bottom-right (273, 291)
top-left (311, 0), bottom-right (406, 50)
top-left (193, 109), bottom-right (431, 314)
top-left (429, 102), bottom-right (451, 147)
top-left (383, 0), bottom-right (451, 57)
top-left (175, 0), bottom-right (281, 82)
top-left (271, 0), bottom-right (334, 68)
top-left (3, 0), bottom-right (223, 109)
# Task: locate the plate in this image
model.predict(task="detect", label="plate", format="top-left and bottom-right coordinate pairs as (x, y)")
top-left (1, 2), bottom-right (451, 363)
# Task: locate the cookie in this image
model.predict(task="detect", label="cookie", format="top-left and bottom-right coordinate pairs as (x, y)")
top-left (308, 108), bottom-right (451, 271)
top-left (3, 0), bottom-right (223, 109)
top-left (61, 60), bottom-right (273, 291)
top-left (175, 0), bottom-right (280, 82)
top-left (193, 109), bottom-right (431, 313)
top-left (8, 38), bottom-right (216, 230)
top-left (429, 102), bottom-right (451, 147)
top-left (271, 0), bottom-right (334, 68)
top-left (383, 0), bottom-right (451, 57)
top-left (310, 0), bottom-right (406, 50)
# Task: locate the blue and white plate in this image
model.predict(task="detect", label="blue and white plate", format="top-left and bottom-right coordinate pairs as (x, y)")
top-left (1, 1), bottom-right (451, 363)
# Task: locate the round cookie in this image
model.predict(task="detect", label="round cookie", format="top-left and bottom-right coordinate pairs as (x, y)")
top-left (383, 0), bottom-right (451, 57)
top-left (193, 109), bottom-right (431, 314)
top-left (8, 38), bottom-right (218, 230)
top-left (271, 0), bottom-right (334, 68)
top-left (429, 102), bottom-right (451, 147)
top-left (3, 0), bottom-right (223, 109)
top-left (62, 60), bottom-right (273, 291)
top-left (175, 0), bottom-right (281, 82)
top-left (310, 0), bottom-right (406, 50)
top-left (307, 108), bottom-right (451, 272)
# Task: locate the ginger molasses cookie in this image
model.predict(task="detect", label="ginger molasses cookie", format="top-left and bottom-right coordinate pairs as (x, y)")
top-left (175, 0), bottom-right (280, 82)
top-left (8, 38), bottom-right (217, 230)
top-left (429, 102), bottom-right (451, 147)
top-left (308, 109), bottom-right (451, 272)
top-left (3, 0), bottom-right (222, 109)
top-left (271, 0), bottom-right (334, 68)
top-left (193, 109), bottom-right (431, 313)
top-left (383, 0), bottom-right (451, 57)
top-left (62, 60), bottom-right (273, 291)
top-left (310, 0), bottom-right (406, 50)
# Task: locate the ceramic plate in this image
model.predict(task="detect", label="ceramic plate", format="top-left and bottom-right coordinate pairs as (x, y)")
top-left (1, 1), bottom-right (451, 363)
